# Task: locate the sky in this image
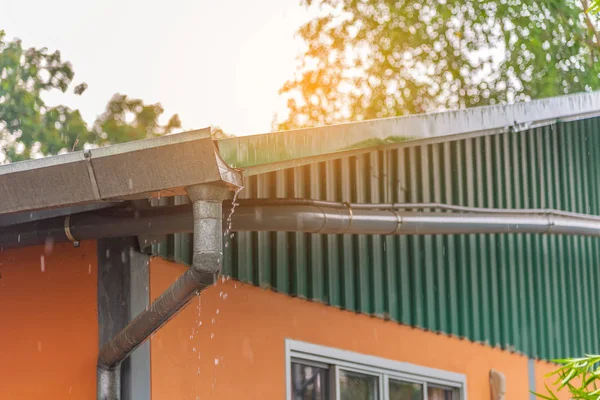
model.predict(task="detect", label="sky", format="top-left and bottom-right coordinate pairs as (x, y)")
top-left (0, 0), bottom-right (314, 136)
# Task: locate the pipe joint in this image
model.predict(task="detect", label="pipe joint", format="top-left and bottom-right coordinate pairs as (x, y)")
top-left (192, 252), bottom-right (222, 274)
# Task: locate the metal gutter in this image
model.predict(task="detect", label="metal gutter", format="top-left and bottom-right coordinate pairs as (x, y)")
top-left (217, 91), bottom-right (600, 175)
top-left (0, 128), bottom-right (239, 215)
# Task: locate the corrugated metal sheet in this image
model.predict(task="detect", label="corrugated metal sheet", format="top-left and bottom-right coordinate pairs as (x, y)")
top-left (155, 117), bottom-right (600, 361)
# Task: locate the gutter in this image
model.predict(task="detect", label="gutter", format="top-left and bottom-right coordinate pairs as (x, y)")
top-left (0, 128), bottom-right (239, 215)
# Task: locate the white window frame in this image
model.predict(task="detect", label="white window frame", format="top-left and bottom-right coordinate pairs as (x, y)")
top-left (285, 339), bottom-right (467, 400)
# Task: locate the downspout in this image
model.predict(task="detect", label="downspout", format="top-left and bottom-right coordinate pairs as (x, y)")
top-left (96, 183), bottom-right (236, 400)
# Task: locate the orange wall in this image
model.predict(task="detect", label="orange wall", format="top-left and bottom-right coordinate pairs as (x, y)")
top-left (150, 258), bottom-right (539, 399)
top-left (535, 360), bottom-right (571, 400)
top-left (0, 241), bottom-right (98, 399)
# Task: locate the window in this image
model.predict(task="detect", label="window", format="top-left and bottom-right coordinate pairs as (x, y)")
top-left (286, 340), bottom-right (466, 400)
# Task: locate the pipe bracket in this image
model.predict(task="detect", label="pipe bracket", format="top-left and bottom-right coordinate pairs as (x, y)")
top-left (64, 215), bottom-right (80, 247)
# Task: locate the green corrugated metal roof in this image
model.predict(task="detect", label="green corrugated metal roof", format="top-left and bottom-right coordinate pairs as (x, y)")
top-left (154, 97), bottom-right (600, 362)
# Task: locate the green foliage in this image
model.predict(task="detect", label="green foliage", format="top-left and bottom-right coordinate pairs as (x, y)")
top-left (0, 30), bottom-right (180, 163)
top-left (279, 0), bottom-right (600, 130)
top-left (0, 30), bottom-right (92, 161)
top-left (93, 94), bottom-right (181, 144)
top-left (534, 355), bottom-right (600, 399)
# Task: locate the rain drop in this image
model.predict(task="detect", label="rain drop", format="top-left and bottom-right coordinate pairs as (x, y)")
top-left (44, 237), bottom-right (54, 254)
top-left (40, 255), bottom-right (45, 272)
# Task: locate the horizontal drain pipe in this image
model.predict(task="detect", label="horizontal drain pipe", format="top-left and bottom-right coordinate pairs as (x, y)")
top-left (4, 200), bottom-right (600, 251)
top-left (97, 185), bottom-right (232, 400)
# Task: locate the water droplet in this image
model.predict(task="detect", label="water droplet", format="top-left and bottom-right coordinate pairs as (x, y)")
top-left (196, 367), bottom-right (201, 375)
top-left (88, 264), bottom-right (92, 274)
top-left (211, 318), bottom-right (215, 324)
top-left (40, 255), bottom-right (45, 272)
top-left (222, 293), bottom-right (228, 299)
top-left (189, 335), bottom-right (193, 339)
top-left (210, 333), bottom-right (215, 339)
top-left (44, 237), bottom-right (54, 254)
top-left (198, 321), bottom-right (203, 326)
top-left (216, 309), bottom-right (220, 315)
top-left (214, 358), bottom-right (219, 365)
top-left (192, 347), bottom-right (196, 352)
top-left (219, 291), bottom-right (223, 298)
top-left (17, 234), bottom-right (20, 243)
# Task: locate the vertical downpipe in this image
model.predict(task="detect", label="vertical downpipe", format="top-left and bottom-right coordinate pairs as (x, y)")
top-left (97, 184), bottom-right (235, 400)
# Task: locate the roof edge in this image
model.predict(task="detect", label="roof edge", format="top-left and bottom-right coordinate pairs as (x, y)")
top-left (217, 91), bottom-right (600, 172)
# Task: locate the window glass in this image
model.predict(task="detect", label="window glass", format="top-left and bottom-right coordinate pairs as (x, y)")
top-left (428, 386), bottom-right (455, 400)
top-left (339, 370), bottom-right (379, 400)
top-left (389, 379), bottom-right (423, 400)
top-left (291, 362), bottom-right (329, 400)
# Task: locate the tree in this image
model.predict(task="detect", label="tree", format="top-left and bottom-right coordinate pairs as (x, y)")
top-left (535, 355), bottom-right (600, 399)
top-left (278, 0), bottom-right (600, 130)
top-left (93, 94), bottom-right (181, 144)
top-left (0, 30), bottom-right (180, 163)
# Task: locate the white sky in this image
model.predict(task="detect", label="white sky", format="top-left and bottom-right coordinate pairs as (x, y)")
top-left (0, 0), bottom-right (313, 136)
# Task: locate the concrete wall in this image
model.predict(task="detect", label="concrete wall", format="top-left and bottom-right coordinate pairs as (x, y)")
top-left (0, 241), bottom-right (98, 399)
top-left (150, 257), bottom-right (569, 400)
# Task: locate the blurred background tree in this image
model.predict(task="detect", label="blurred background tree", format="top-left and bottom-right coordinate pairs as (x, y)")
top-left (0, 30), bottom-right (181, 163)
top-left (93, 94), bottom-right (181, 144)
top-left (279, 0), bottom-right (600, 130)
